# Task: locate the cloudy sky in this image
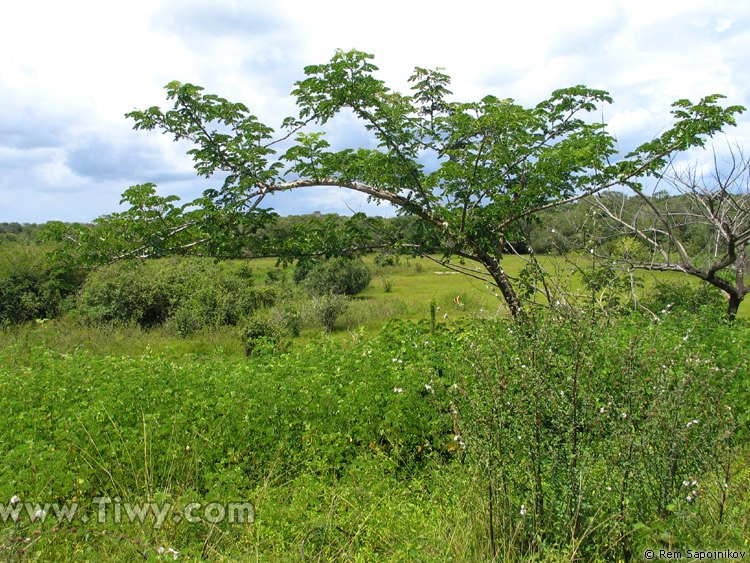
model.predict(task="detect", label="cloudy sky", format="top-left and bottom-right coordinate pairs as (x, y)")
top-left (1, 0), bottom-right (749, 223)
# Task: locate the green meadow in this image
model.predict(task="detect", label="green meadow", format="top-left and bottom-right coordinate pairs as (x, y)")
top-left (1, 255), bottom-right (748, 562)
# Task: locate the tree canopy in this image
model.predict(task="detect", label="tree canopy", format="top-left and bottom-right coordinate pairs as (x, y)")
top-left (44, 49), bottom-right (745, 316)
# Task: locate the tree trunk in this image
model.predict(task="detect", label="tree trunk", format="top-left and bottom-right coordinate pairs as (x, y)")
top-left (726, 291), bottom-right (741, 320)
top-left (479, 253), bottom-right (524, 317)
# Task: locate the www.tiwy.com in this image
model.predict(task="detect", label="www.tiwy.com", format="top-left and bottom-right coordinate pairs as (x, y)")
top-left (1, 497), bottom-right (254, 529)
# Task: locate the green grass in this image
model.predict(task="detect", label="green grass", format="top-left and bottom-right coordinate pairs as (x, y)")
top-left (1, 254), bottom-right (749, 561)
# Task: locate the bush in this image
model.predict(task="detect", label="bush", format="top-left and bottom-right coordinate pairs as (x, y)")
top-left (73, 258), bottom-right (275, 331)
top-left (0, 244), bottom-right (85, 326)
top-left (642, 279), bottom-right (726, 315)
top-left (453, 310), bottom-right (742, 560)
top-left (303, 257), bottom-right (371, 296)
top-left (374, 252), bottom-right (399, 267)
top-left (308, 293), bottom-right (350, 332)
top-left (239, 312), bottom-right (282, 355)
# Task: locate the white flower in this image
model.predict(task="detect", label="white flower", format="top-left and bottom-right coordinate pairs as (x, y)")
top-left (683, 480), bottom-right (690, 487)
top-left (166, 547), bottom-right (180, 560)
top-left (600, 407), bottom-right (605, 413)
top-left (453, 434), bottom-right (462, 441)
top-left (9, 495), bottom-right (20, 505)
top-left (590, 248), bottom-right (595, 254)
top-left (32, 509), bottom-right (46, 522)
top-left (606, 486), bottom-right (612, 491)
top-left (621, 412), bottom-right (627, 419)
top-left (686, 495), bottom-right (693, 502)
top-left (157, 547), bottom-right (165, 555)
top-left (424, 384), bottom-right (433, 392)
top-left (393, 387), bottom-right (404, 393)
top-left (520, 504), bottom-right (527, 516)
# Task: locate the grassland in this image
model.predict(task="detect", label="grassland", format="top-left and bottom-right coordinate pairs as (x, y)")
top-left (1, 255), bottom-right (748, 562)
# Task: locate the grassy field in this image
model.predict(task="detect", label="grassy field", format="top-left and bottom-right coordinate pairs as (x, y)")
top-left (1, 255), bottom-right (748, 562)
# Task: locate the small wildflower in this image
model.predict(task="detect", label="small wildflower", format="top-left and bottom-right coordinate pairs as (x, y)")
top-left (32, 509), bottom-right (46, 522)
top-left (599, 406), bottom-right (605, 413)
top-left (443, 313), bottom-right (448, 319)
top-left (393, 387), bottom-right (404, 393)
top-left (683, 480), bottom-right (690, 487)
top-left (520, 504), bottom-right (527, 516)
top-left (424, 384), bottom-right (433, 393)
top-left (686, 495), bottom-right (693, 502)
top-left (621, 412), bottom-right (627, 419)
top-left (9, 495), bottom-right (20, 505)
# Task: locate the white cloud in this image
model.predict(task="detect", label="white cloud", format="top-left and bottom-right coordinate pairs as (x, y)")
top-left (1, 0), bottom-right (749, 221)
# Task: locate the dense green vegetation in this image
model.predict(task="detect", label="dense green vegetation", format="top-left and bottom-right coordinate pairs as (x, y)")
top-left (1, 303), bottom-right (748, 561)
top-left (0, 226), bottom-right (748, 561)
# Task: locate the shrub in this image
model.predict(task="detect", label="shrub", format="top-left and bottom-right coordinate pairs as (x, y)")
top-left (239, 312), bottom-right (282, 355)
top-left (374, 251), bottom-right (399, 267)
top-left (271, 304), bottom-right (303, 337)
top-left (642, 279), bottom-right (726, 315)
top-left (303, 257), bottom-right (371, 296)
top-left (453, 310), bottom-right (741, 560)
top-left (308, 293), bottom-right (350, 332)
top-left (0, 244), bottom-right (85, 326)
top-left (381, 273), bottom-right (393, 293)
top-left (73, 258), bottom-right (275, 330)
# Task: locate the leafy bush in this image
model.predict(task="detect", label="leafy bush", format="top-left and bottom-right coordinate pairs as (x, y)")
top-left (642, 279), bottom-right (726, 315)
top-left (374, 251), bottom-right (400, 267)
top-left (271, 304), bottom-right (302, 337)
top-left (239, 312), bottom-right (282, 355)
top-left (453, 310), bottom-right (745, 560)
top-left (73, 258), bottom-right (274, 331)
top-left (0, 244), bottom-right (85, 326)
top-left (308, 293), bottom-right (350, 332)
top-left (303, 257), bottom-right (372, 296)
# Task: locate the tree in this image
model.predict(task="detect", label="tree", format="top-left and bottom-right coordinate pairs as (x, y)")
top-left (586, 141), bottom-right (750, 318)
top-left (44, 50), bottom-right (744, 317)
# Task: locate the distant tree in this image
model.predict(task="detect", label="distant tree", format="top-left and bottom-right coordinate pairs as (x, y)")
top-left (43, 50), bottom-right (744, 316)
top-left (587, 141), bottom-right (750, 318)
